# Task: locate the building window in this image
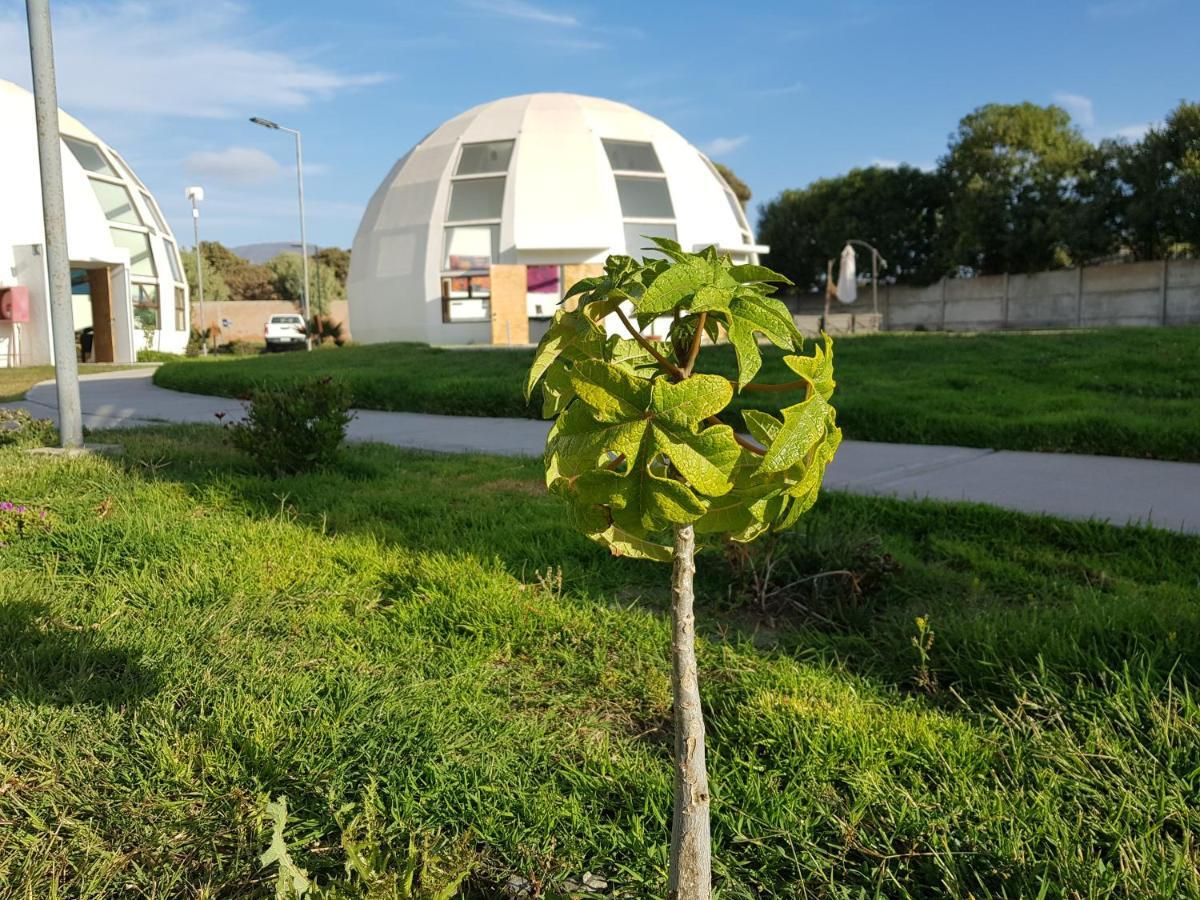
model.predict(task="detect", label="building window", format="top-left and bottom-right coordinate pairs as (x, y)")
top-left (63, 135), bottom-right (117, 176)
top-left (163, 239), bottom-right (184, 282)
top-left (527, 265), bottom-right (561, 318)
top-left (605, 139), bottom-right (677, 260)
top-left (89, 178), bottom-right (143, 226)
top-left (141, 190), bottom-right (168, 232)
top-left (444, 225), bottom-right (499, 271)
top-left (132, 282), bottom-right (159, 329)
top-left (447, 177), bottom-right (505, 222)
top-left (441, 274), bottom-right (491, 323)
top-left (175, 286), bottom-right (187, 331)
top-left (623, 223), bottom-right (679, 257)
top-left (615, 176), bottom-right (675, 219)
top-left (110, 228), bottom-right (157, 278)
top-left (603, 139), bottom-right (662, 173)
top-left (456, 140), bottom-right (514, 176)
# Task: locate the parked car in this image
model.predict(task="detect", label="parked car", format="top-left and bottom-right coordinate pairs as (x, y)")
top-left (264, 314), bottom-right (308, 351)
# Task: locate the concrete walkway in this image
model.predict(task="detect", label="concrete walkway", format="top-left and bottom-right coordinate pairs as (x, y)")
top-left (10, 369), bottom-right (1200, 535)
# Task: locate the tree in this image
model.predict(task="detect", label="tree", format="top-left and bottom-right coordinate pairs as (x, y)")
top-left (180, 248), bottom-right (231, 303)
top-left (313, 246), bottom-right (351, 287)
top-left (265, 253), bottom-right (345, 315)
top-left (713, 162), bottom-right (751, 207)
top-left (940, 102), bottom-right (1091, 274)
top-left (526, 242), bottom-right (841, 898)
top-left (758, 164), bottom-right (947, 289)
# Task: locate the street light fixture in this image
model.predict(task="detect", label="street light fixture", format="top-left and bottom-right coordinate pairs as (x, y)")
top-left (250, 115), bottom-right (311, 349)
top-left (185, 185), bottom-right (207, 354)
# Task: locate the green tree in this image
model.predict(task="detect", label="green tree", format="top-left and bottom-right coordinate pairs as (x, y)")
top-left (313, 246), bottom-right (351, 287)
top-left (265, 253), bottom-right (345, 315)
top-left (180, 247), bottom-right (231, 303)
top-left (713, 162), bottom-right (751, 207)
top-left (758, 164), bottom-right (947, 289)
top-left (526, 242), bottom-right (841, 898)
top-left (940, 102), bottom-right (1091, 274)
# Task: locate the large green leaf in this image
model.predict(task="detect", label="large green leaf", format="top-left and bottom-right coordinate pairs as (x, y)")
top-left (524, 308), bottom-right (605, 401)
top-left (759, 394), bottom-right (835, 474)
top-left (784, 333), bottom-right (836, 400)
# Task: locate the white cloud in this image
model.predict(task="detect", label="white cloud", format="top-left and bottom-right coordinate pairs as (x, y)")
top-left (1053, 91), bottom-right (1095, 128)
top-left (184, 147), bottom-right (280, 184)
top-left (702, 135), bottom-right (749, 156)
top-left (1112, 122), bottom-right (1154, 140)
top-left (459, 0), bottom-right (579, 26)
top-left (871, 157), bottom-right (901, 169)
top-left (751, 81), bottom-right (806, 97)
top-left (0, 1), bottom-right (384, 119)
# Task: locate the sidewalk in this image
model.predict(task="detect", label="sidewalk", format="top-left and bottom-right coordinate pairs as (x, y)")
top-left (10, 369), bottom-right (1200, 535)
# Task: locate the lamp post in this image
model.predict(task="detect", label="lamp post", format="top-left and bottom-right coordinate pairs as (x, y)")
top-left (185, 186), bottom-right (206, 354)
top-left (250, 116), bottom-right (310, 349)
top-left (25, 0), bottom-right (82, 447)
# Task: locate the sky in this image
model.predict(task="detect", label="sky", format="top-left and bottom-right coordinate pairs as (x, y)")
top-left (0, 0), bottom-right (1196, 250)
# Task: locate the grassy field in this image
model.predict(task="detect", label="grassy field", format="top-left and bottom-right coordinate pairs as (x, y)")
top-left (0, 363), bottom-right (141, 403)
top-left (152, 327), bottom-right (1200, 461)
top-left (2, 425), bottom-right (1199, 896)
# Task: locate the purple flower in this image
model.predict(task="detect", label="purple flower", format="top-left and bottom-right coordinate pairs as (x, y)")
top-left (0, 502), bottom-right (12, 511)
top-left (15, 506), bottom-right (25, 514)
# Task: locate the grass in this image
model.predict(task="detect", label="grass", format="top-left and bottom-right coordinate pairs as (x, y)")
top-left (2, 425), bottom-right (1200, 897)
top-left (0, 363), bottom-right (141, 403)
top-left (152, 327), bottom-right (1200, 461)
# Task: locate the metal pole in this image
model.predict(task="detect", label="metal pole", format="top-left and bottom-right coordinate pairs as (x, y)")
top-left (294, 130), bottom-right (311, 349)
top-left (871, 250), bottom-right (878, 316)
top-left (25, 0), bottom-right (82, 448)
top-left (191, 198), bottom-right (206, 355)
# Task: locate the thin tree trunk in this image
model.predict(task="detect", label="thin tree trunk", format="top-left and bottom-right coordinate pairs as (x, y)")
top-left (668, 523), bottom-right (711, 899)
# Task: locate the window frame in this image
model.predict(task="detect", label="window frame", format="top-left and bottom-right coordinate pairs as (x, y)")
top-left (440, 274), bottom-right (492, 324)
top-left (454, 140), bottom-right (515, 177)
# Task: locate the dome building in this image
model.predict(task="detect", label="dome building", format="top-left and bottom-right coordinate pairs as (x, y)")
top-left (348, 93), bottom-right (766, 345)
top-left (0, 79), bottom-right (188, 367)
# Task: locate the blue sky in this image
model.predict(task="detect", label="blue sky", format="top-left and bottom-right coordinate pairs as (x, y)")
top-left (1, 0), bottom-right (1196, 250)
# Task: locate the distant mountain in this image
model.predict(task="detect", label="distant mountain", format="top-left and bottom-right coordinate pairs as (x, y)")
top-left (232, 242), bottom-right (300, 264)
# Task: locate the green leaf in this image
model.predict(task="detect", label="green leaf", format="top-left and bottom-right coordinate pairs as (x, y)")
top-left (548, 401), bottom-right (648, 478)
top-left (260, 797), bottom-right (311, 899)
top-left (568, 359), bottom-right (651, 421)
top-left (652, 374), bottom-right (732, 426)
top-left (728, 263), bottom-right (794, 285)
top-left (540, 359), bottom-right (575, 418)
top-left (759, 394), bottom-right (834, 474)
top-left (741, 409), bottom-right (782, 447)
top-left (723, 291), bottom-right (802, 389)
top-left (690, 284), bottom-right (734, 316)
top-left (636, 258), bottom-right (708, 316)
top-left (784, 333), bottom-right (836, 400)
top-left (524, 308), bottom-right (604, 402)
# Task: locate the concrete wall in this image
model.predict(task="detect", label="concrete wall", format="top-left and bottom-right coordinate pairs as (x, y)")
top-left (193, 300), bottom-right (352, 344)
top-left (882, 258), bottom-right (1200, 332)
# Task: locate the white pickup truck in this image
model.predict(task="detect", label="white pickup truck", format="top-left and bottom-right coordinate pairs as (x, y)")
top-left (263, 314), bottom-right (308, 352)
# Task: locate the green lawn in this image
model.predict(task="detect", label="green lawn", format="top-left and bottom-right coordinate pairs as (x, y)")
top-left (152, 327), bottom-right (1200, 461)
top-left (0, 363), bottom-right (142, 403)
top-left (2, 426), bottom-right (1199, 896)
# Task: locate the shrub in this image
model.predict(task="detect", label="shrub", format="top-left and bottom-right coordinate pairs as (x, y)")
top-left (227, 376), bottom-right (354, 474)
top-left (138, 349), bottom-right (183, 362)
top-left (0, 409), bottom-right (57, 449)
top-left (216, 340), bottom-right (266, 356)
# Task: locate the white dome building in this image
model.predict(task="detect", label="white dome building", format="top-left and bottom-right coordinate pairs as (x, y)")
top-left (348, 93), bottom-right (766, 346)
top-left (0, 80), bottom-right (188, 367)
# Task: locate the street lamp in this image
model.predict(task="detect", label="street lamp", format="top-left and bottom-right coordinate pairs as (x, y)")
top-left (250, 115), bottom-right (310, 349)
top-left (185, 186), bottom-right (207, 354)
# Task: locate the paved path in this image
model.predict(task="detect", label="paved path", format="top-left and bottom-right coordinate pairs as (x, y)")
top-left (11, 369), bottom-right (1200, 535)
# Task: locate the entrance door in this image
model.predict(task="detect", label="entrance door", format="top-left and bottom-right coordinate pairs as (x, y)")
top-left (88, 268), bottom-right (116, 362)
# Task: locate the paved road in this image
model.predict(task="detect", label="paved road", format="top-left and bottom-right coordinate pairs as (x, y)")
top-left (11, 369), bottom-right (1200, 535)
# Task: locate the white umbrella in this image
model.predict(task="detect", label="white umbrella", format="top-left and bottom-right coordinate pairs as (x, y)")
top-left (836, 243), bottom-right (857, 304)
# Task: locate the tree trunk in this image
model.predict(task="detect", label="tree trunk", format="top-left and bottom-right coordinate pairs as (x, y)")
top-left (668, 523), bottom-right (712, 899)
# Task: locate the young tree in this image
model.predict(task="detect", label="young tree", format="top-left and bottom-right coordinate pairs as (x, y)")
top-left (526, 241), bottom-right (841, 898)
top-left (265, 253), bottom-right (345, 315)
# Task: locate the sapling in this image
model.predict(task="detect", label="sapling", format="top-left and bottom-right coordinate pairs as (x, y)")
top-left (526, 240), bottom-right (841, 899)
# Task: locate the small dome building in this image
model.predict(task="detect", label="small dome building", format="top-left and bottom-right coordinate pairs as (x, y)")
top-left (348, 92), bottom-right (766, 345)
top-left (0, 79), bottom-right (188, 367)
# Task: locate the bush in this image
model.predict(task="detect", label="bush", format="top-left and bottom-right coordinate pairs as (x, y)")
top-left (138, 349), bottom-right (183, 363)
top-left (216, 340), bottom-right (265, 357)
top-left (0, 409), bottom-right (57, 449)
top-left (227, 376), bottom-right (354, 474)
